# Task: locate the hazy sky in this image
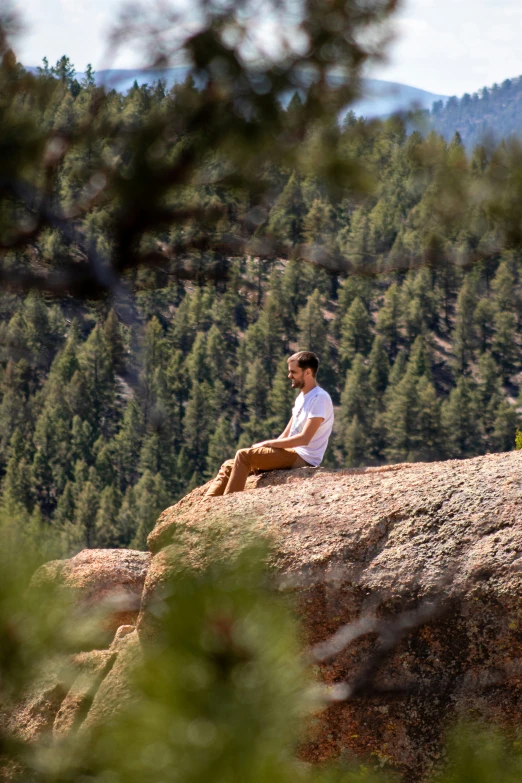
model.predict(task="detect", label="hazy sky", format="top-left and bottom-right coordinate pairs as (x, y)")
top-left (12, 0), bottom-right (522, 97)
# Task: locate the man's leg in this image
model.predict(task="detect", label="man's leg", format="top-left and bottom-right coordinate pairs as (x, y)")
top-left (206, 459), bottom-right (235, 496)
top-left (224, 446), bottom-right (300, 495)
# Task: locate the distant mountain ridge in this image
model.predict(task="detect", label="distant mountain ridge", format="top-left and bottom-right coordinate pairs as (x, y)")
top-left (25, 65), bottom-right (447, 118)
top-left (428, 76), bottom-right (522, 148)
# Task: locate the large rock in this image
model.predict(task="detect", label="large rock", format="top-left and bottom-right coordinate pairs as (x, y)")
top-left (146, 451), bottom-right (522, 779)
top-left (31, 549), bottom-right (151, 641)
top-left (3, 550), bottom-right (150, 757)
top-left (6, 452), bottom-right (522, 781)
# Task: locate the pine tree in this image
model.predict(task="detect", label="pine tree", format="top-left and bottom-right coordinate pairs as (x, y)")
top-left (183, 380), bottom-right (213, 476)
top-left (104, 309), bottom-right (126, 372)
top-left (70, 415), bottom-right (93, 465)
top-left (303, 198), bottom-right (337, 249)
top-left (452, 278), bottom-right (477, 374)
top-left (185, 332), bottom-right (209, 385)
top-left (131, 471), bottom-right (170, 550)
top-left (66, 368), bottom-right (91, 421)
top-left (93, 438), bottom-right (117, 488)
top-left (492, 310), bottom-right (516, 380)
top-left (474, 299), bottom-right (495, 354)
top-left (50, 320), bottom-right (80, 384)
top-left (281, 261), bottom-right (306, 325)
top-left (79, 324), bottom-right (117, 434)
top-left (384, 367), bottom-right (420, 462)
top-left (376, 283), bottom-right (401, 358)
top-left (491, 399), bottom-right (518, 453)
top-left (403, 297), bottom-right (424, 345)
top-left (340, 354), bottom-right (370, 429)
top-left (368, 335), bottom-right (390, 396)
top-left (112, 400), bottom-right (144, 491)
top-left (206, 417), bottom-right (237, 477)
top-left (491, 260), bottom-right (516, 313)
top-left (0, 360), bottom-right (28, 464)
top-left (334, 276), bottom-right (373, 339)
top-left (257, 275), bottom-right (286, 381)
top-left (242, 358), bottom-right (268, 444)
top-left (339, 296), bottom-right (372, 370)
top-left (267, 173), bottom-right (306, 246)
top-left (115, 484), bottom-right (138, 547)
top-left (297, 289), bottom-right (329, 355)
top-left (74, 481), bottom-right (99, 548)
top-left (54, 481), bottom-right (76, 527)
top-left (3, 431), bottom-right (33, 511)
top-left (166, 350), bottom-right (188, 449)
top-left (475, 352), bottom-right (502, 441)
top-left (344, 415), bottom-right (367, 467)
top-left (441, 377), bottom-right (479, 458)
top-left (205, 324), bottom-right (229, 389)
top-left (408, 335), bottom-right (433, 379)
top-left (95, 485), bottom-right (123, 548)
top-left (23, 292), bottom-right (55, 372)
top-left (415, 376), bottom-right (442, 460)
top-left (169, 295), bottom-right (194, 355)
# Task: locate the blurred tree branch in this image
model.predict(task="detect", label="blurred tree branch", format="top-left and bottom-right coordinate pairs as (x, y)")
top-left (0, 0), bottom-right (398, 298)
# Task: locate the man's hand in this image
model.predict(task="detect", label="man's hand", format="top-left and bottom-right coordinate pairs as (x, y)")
top-left (253, 417), bottom-right (324, 451)
top-left (252, 440), bottom-right (281, 449)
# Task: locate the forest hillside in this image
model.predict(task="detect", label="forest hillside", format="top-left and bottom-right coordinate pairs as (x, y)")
top-left (429, 75), bottom-right (522, 147)
top-left (2, 61), bottom-right (522, 557)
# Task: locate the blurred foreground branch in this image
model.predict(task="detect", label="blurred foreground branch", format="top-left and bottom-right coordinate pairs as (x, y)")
top-left (0, 0), bottom-right (398, 298)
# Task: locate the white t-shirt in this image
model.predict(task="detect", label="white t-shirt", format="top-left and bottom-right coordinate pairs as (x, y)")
top-left (289, 386), bottom-right (334, 467)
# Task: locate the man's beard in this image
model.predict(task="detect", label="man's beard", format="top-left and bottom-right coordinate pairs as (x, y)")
top-left (291, 378), bottom-right (305, 389)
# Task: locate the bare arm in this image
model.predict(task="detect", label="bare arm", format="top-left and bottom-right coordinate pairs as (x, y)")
top-left (278, 417), bottom-right (293, 439)
top-left (253, 417), bottom-right (324, 450)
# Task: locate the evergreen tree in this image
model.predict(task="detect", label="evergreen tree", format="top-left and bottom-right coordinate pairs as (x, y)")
top-left (491, 399), bottom-right (518, 453)
top-left (344, 415), bottom-right (367, 467)
top-left (416, 376), bottom-right (442, 460)
top-left (3, 431), bottom-right (33, 511)
top-left (115, 484), bottom-right (138, 548)
top-left (266, 173), bottom-right (306, 246)
top-left (368, 335), bottom-right (390, 396)
top-left (74, 481), bottom-right (99, 548)
top-left (475, 352), bottom-right (502, 442)
top-left (384, 366), bottom-right (420, 462)
top-left (104, 309), bottom-right (126, 372)
top-left (183, 380), bottom-right (213, 477)
top-left (491, 260), bottom-right (517, 313)
top-left (474, 299), bottom-right (495, 354)
top-left (339, 354), bottom-right (378, 461)
top-left (166, 350), bottom-right (188, 450)
top-left (334, 276), bottom-right (373, 339)
top-left (441, 377), bottom-right (479, 458)
top-left (95, 485), bottom-right (123, 548)
top-left (131, 471), bottom-right (170, 550)
top-left (452, 278), bottom-right (477, 374)
top-left (376, 283), bottom-right (401, 358)
top-left (206, 417), bottom-right (237, 477)
top-left (112, 400), bottom-right (144, 491)
top-left (79, 324), bottom-right (117, 434)
top-left (242, 358), bottom-right (269, 445)
top-left (303, 198), bottom-right (337, 250)
top-left (297, 289), bottom-right (329, 355)
top-left (54, 481), bottom-right (76, 528)
top-left (492, 310), bottom-right (517, 380)
top-left (339, 296), bottom-right (372, 370)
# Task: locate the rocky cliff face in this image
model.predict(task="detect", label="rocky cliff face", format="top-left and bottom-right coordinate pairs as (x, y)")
top-left (6, 451), bottom-right (522, 781)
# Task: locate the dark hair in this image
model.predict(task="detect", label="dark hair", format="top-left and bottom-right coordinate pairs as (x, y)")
top-left (288, 351), bottom-right (319, 377)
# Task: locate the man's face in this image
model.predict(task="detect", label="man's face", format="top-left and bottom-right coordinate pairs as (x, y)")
top-left (287, 360), bottom-right (306, 389)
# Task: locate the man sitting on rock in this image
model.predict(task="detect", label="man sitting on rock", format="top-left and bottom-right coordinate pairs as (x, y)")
top-left (206, 350), bottom-right (334, 495)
